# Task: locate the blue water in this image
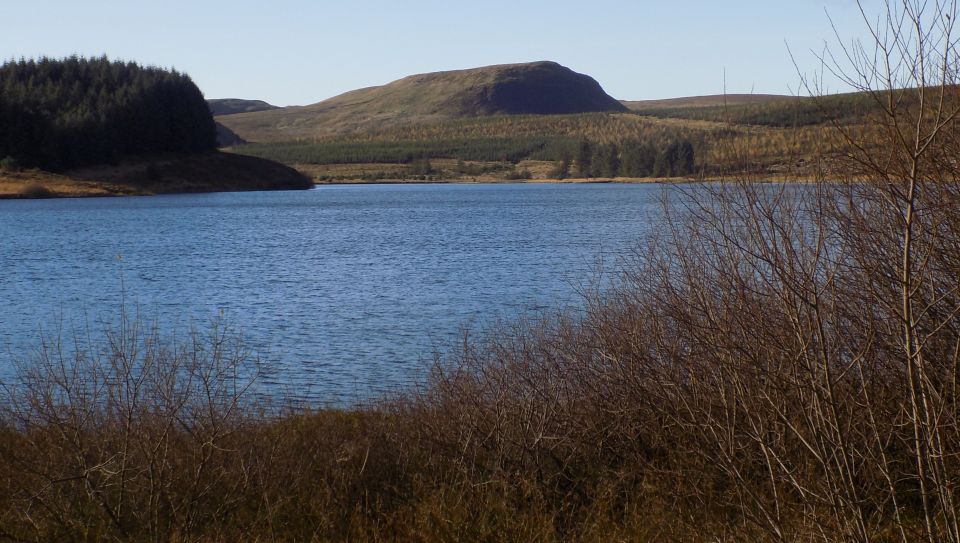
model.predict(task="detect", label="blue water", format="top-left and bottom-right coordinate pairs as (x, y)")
top-left (0, 183), bottom-right (668, 402)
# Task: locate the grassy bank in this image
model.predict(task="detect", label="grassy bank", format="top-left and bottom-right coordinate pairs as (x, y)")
top-left (0, 151), bottom-right (313, 198)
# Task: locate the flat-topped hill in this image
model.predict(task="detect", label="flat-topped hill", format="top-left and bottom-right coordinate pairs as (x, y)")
top-left (217, 61), bottom-right (627, 141)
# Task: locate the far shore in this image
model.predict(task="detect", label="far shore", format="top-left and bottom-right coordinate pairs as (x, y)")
top-left (0, 173), bottom-right (825, 199)
top-left (309, 175), bottom-right (824, 186)
top-left (0, 152), bottom-right (312, 199)
top-left (310, 176), bottom-right (663, 186)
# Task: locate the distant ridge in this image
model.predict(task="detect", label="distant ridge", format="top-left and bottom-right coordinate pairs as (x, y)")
top-left (623, 94), bottom-right (791, 110)
top-left (208, 98), bottom-right (280, 116)
top-left (217, 61), bottom-right (626, 141)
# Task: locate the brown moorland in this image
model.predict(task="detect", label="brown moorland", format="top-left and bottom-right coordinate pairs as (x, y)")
top-left (216, 61), bottom-right (626, 142)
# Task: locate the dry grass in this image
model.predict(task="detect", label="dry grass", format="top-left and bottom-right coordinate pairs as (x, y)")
top-left (0, 152), bottom-right (312, 199)
top-left (297, 159), bottom-right (560, 183)
top-left (0, 169), bottom-right (129, 198)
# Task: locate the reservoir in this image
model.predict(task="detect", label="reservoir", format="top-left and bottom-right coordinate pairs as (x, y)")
top-left (0, 183), bottom-right (668, 403)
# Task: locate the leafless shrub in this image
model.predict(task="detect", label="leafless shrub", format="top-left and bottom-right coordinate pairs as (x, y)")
top-left (0, 313), bottom-right (261, 541)
top-left (408, 3), bottom-right (960, 541)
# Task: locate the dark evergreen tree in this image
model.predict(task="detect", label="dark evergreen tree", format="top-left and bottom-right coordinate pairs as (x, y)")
top-left (589, 144), bottom-right (605, 177)
top-left (659, 139), bottom-right (696, 177)
top-left (551, 152), bottom-right (571, 179)
top-left (675, 140), bottom-right (695, 175)
top-left (576, 138), bottom-right (592, 177)
top-left (0, 56), bottom-right (217, 171)
top-left (620, 141), bottom-right (657, 177)
top-left (600, 143), bottom-right (620, 178)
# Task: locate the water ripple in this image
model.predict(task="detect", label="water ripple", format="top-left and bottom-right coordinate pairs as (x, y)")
top-left (0, 183), bottom-right (667, 403)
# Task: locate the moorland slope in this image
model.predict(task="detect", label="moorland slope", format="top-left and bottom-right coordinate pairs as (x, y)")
top-left (217, 61), bottom-right (627, 141)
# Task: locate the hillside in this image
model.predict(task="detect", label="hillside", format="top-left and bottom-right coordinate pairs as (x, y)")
top-left (217, 61), bottom-right (626, 141)
top-left (622, 93), bottom-right (791, 110)
top-left (627, 91), bottom-right (878, 127)
top-left (218, 65), bottom-right (884, 183)
top-left (208, 98), bottom-right (280, 116)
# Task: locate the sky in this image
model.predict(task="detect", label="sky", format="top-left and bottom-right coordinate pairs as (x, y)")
top-left (2, 0), bottom-right (880, 107)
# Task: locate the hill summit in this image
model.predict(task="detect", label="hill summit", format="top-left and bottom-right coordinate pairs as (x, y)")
top-left (389, 61), bottom-right (627, 116)
top-left (217, 61), bottom-right (626, 141)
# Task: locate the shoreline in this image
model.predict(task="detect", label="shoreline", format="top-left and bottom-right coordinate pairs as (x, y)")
top-left (0, 152), bottom-right (312, 199)
top-left (308, 174), bottom-right (824, 186)
top-left (0, 166), bottom-right (827, 200)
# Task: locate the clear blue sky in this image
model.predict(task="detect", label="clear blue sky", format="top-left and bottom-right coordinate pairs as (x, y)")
top-left (2, 0), bottom-right (878, 106)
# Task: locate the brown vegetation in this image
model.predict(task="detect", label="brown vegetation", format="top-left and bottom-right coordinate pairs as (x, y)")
top-left (0, 152), bottom-right (312, 198)
top-left (233, 112), bottom-right (850, 183)
top-left (2, 1), bottom-right (960, 541)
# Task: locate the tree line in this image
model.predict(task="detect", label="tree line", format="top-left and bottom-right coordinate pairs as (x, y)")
top-left (0, 56), bottom-right (217, 171)
top-left (237, 136), bottom-right (697, 179)
top-left (234, 136), bottom-right (578, 165)
top-left (559, 138), bottom-right (696, 178)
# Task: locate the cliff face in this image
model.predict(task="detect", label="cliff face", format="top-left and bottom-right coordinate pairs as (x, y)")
top-left (381, 61), bottom-right (627, 116)
top-left (433, 61), bottom-right (627, 116)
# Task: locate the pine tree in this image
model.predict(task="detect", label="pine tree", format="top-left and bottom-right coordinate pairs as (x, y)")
top-left (601, 144), bottom-right (620, 178)
top-left (0, 56), bottom-right (217, 172)
top-left (551, 153), bottom-right (571, 179)
top-left (576, 138), bottom-right (593, 178)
